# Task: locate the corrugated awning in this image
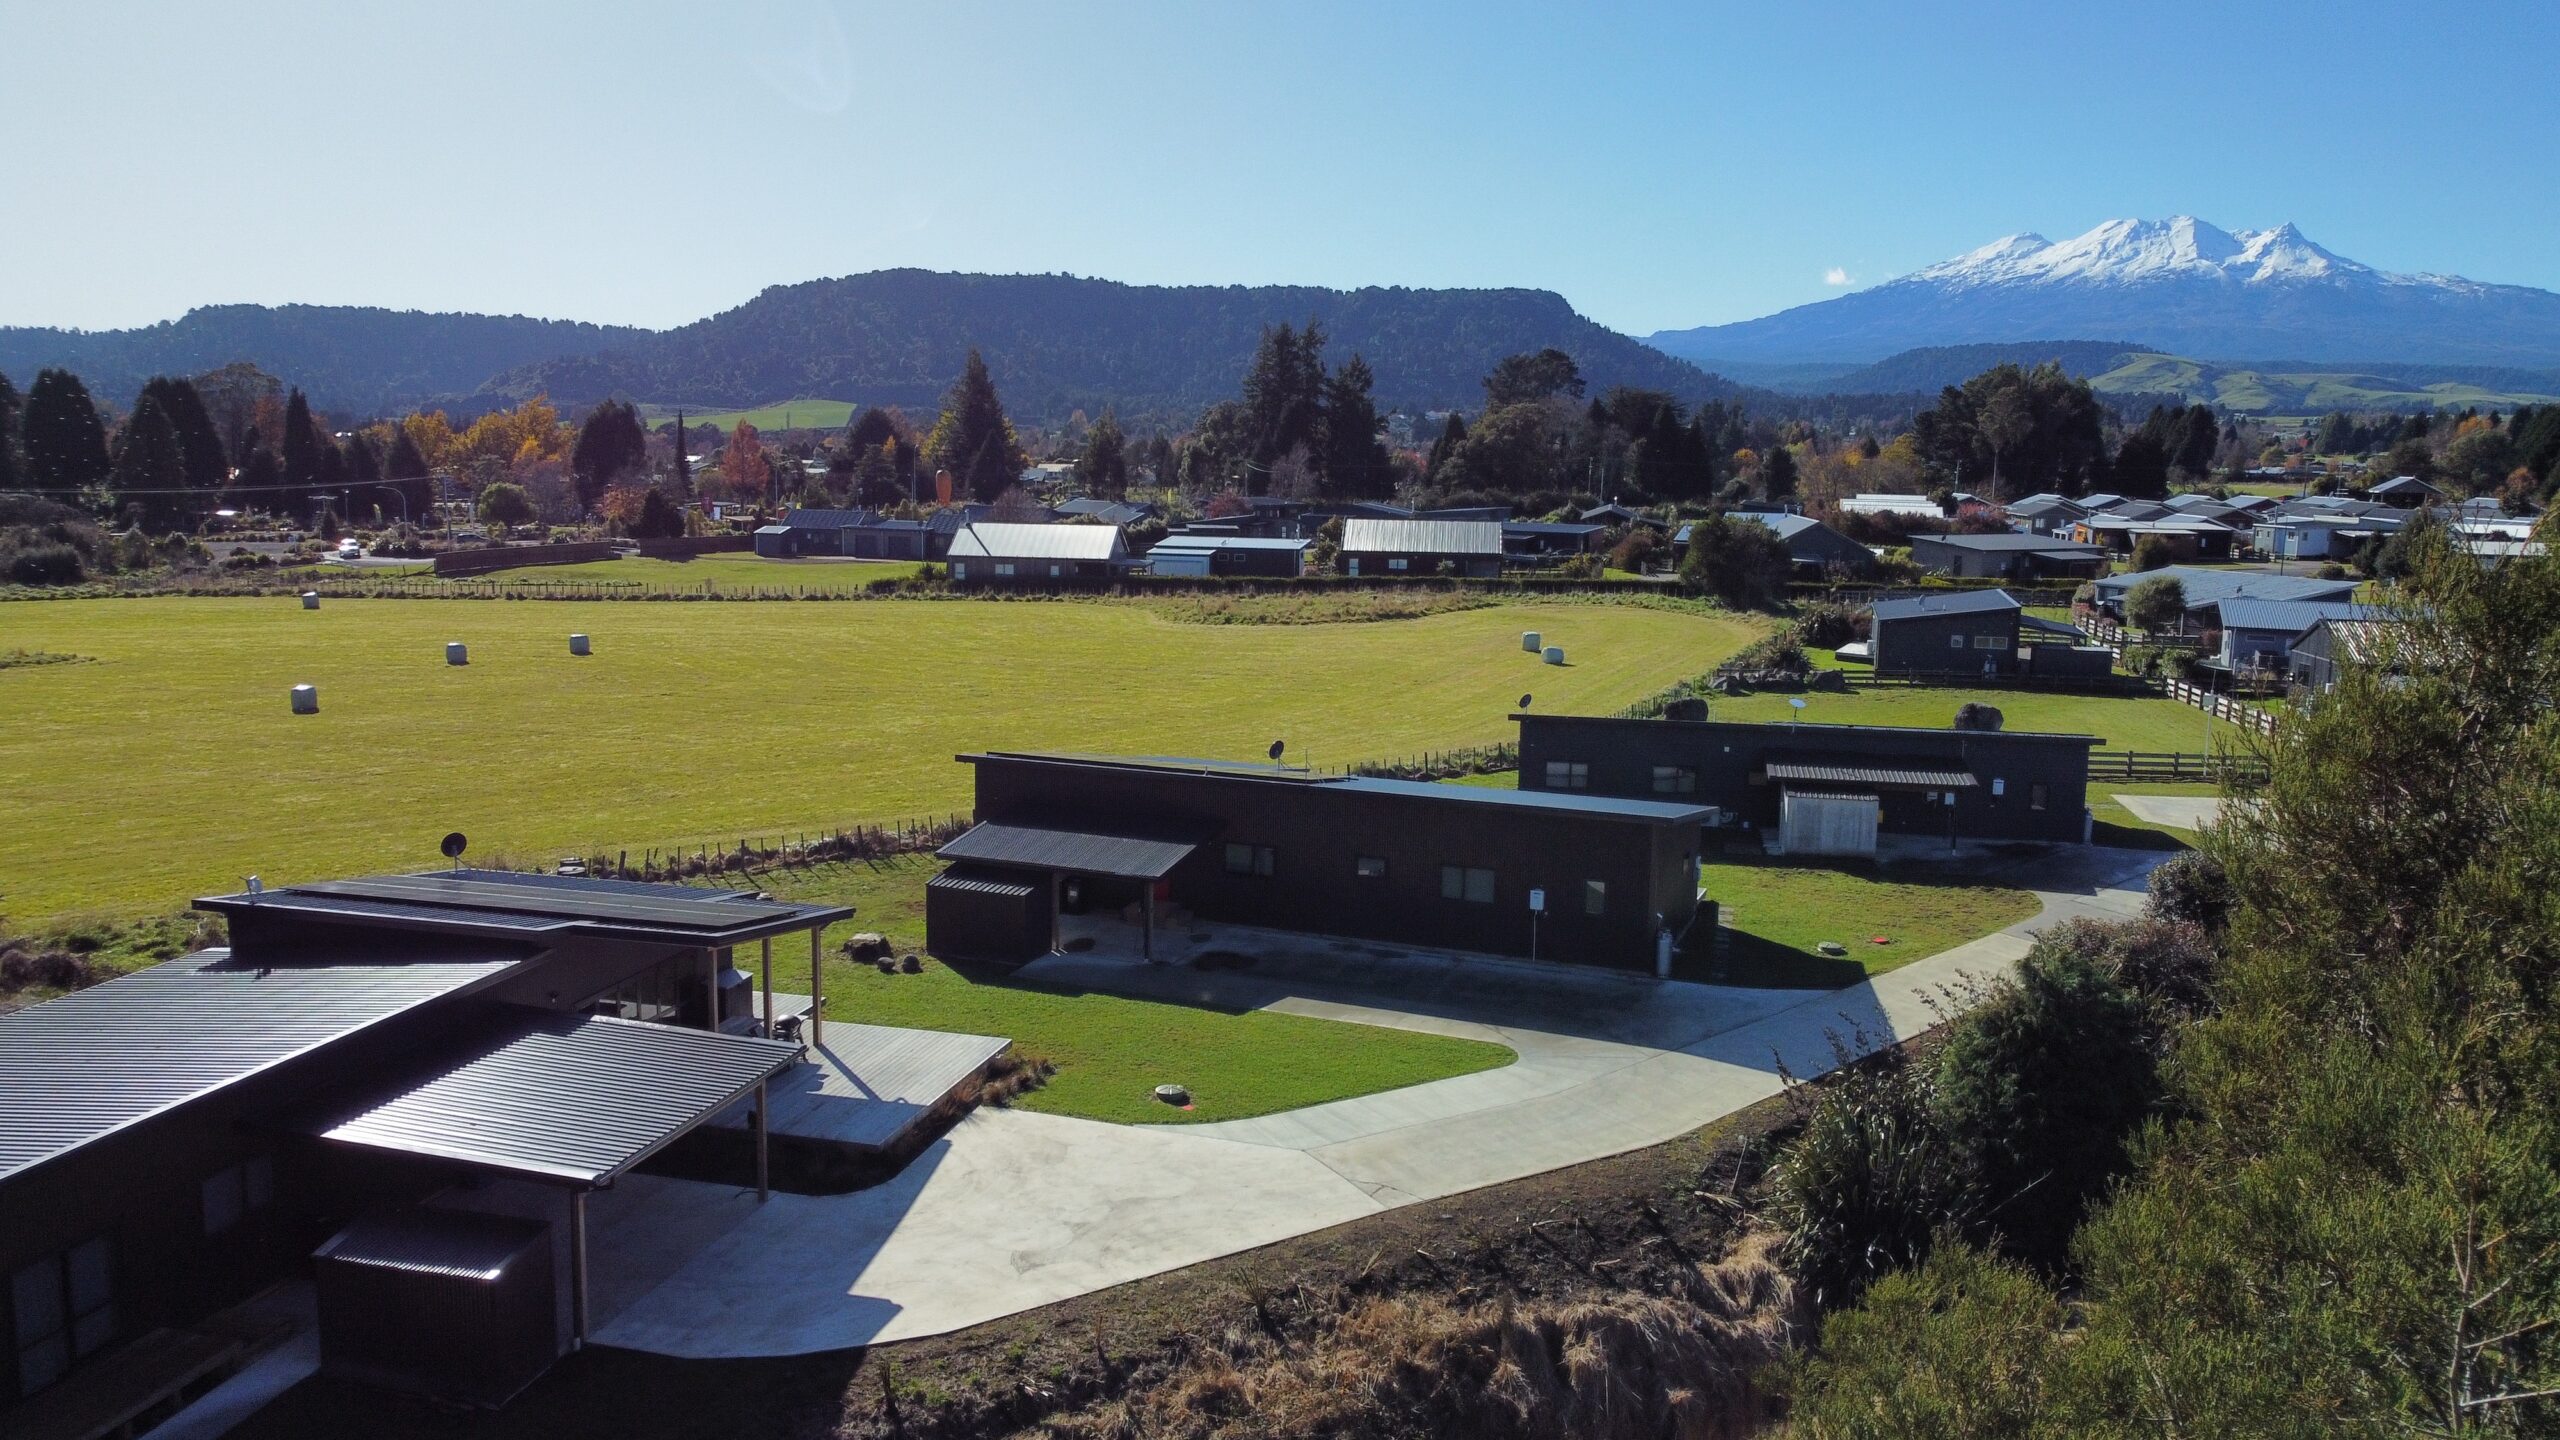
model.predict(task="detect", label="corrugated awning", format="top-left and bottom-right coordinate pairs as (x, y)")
top-left (938, 821), bottom-right (1200, 880)
top-left (299, 1009), bottom-right (801, 1187)
top-left (1765, 761), bottom-right (1979, 789)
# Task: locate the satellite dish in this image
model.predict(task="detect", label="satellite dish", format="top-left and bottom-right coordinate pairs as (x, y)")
top-left (440, 832), bottom-right (469, 868)
top-left (1788, 698), bottom-right (1808, 711)
top-left (1519, 693), bottom-right (1533, 710)
top-left (1267, 739), bottom-right (1286, 762)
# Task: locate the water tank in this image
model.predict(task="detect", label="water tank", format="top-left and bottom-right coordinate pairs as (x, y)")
top-left (568, 634), bottom-right (591, 656)
top-left (291, 684), bottom-right (319, 715)
top-left (1521, 630), bottom-right (1541, 653)
top-left (300, 591), bottom-right (320, 610)
top-left (1543, 646), bottom-right (1566, 666)
top-left (446, 642), bottom-right (469, 666)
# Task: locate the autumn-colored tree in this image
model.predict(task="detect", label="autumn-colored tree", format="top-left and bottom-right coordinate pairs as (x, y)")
top-left (712, 421), bottom-right (772, 504)
top-left (596, 484), bottom-right (652, 532)
top-left (401, 410), bottom-right (458, 472)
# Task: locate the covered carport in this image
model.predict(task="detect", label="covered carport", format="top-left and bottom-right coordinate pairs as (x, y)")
top-left (1763, 759), bottom-right (1978, 856)
top-left (932, 820), bottom-right (1203, 961)
top-left (298, 1008), bottom-right (803, 1350)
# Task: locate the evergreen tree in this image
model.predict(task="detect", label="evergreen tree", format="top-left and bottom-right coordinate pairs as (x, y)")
top-left (22, 369), bottom-right (111, 495)
top-left (672, 412), bottom-right (693, 497)
top-left (1425, 412), bottom-right (1466, 482)
top-left (921, 350), bottom-right (1029, 503)
top-left (1760, 442), bottom-right (1799, 501)
top-left (136, 376), bottom-right (227, 498)
top-left (0, 372), bottom-right (20, 492)
top-left (108, 389), bottom-right (190, 532)
top-left (279, 388), bottom-right (324, 522)
top-left (570, 399), bottom-right (647, 512)
top-left (1482, 348), bottom-right (1586, 408)
top-left (1074, 408), bottom-right (1127, 496)
top-left (1320, 355), bottom-right (1392, 499)
top-left (1240, 321), bottom-right (1327, 470)
top-left (230, 427), bottom-right (282, 508)
top-left (2112, 431), bottom-right (2172, 499)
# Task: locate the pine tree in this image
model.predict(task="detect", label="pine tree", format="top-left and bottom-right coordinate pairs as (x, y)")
top-left (570, 399), bottom-right (647, 512)
top-left (1241, 322), bottom-right (1327, 469)
top-left (0, 372), bottom-right (20, 492)
top-left (1075, 408), bottom-right (1128, 496)
top-left (108, 390), bottom-right (189, 532)
top-left (1320, 354), bottom-right (1392, 499)
top-left (1761, 442), bottom-right (1799, 501)
top-left (1425, 413), bottom-right (1467, 482)
top-left (231, 428), bottom-right (282, 509)
top-left (672, 412), bottom-right (693, 498)
top-left (279, 388), bottom-right (324, 522)
top-left (381, 427), bottom-right (434, 524)
top-left (22, 369), bottom-right (111, 495)
top-left (139, 376), bottom-right (228, 497)
top-left (921, 350), bottom-right (1029, 503)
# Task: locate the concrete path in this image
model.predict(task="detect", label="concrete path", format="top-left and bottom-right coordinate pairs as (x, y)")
top-left (2112, 792), bottom-right (2241, 830)
top-left (587, 846), bottom-right (2161, 1356)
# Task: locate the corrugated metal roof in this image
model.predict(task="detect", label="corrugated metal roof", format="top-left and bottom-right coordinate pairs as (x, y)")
top-left (1336, 775), bottom-right (1715, 824)
top-left (783, 507), bottom-right (873, 529)
top-left (0, 949), bottom-right (528, 1183)
top-left (1339, 518), bottom-right (1504, 556)
top-left (939, 821), bottom-right (1200, 880)
top-left (946, 522), bottom-right (1126, 561)
top-left (1871, 589), bottom-right (2021, 622)
top-left (198, 869), bottom-right (847, 945)
top-left (1765, 761), bottom-right (1978, 789)
top-left (1919, 532), bottom-right (2105, 553)
top-left (1148, 534), bottom-right (1313, 552)
top-left (304, 1010), bottom-right (801, 1187)
top-left (314, 1206), bottom-right (549, 1280)
top-left (2091, 567), bottom-right (2359, 608)
top-left (2215, 599), bottom-right (2369, 633)
top-left (926, 865), bottom-right (1043, 899)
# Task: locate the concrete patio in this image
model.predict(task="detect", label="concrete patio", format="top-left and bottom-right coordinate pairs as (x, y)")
top-left (584, 844), bottom-right (2162, 1356)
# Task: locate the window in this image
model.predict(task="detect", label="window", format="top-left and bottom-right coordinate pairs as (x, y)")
top-left (1583, 880), bottom-right (1607, 916)
top-left (12, 1237), bottom-right (113, 1397)
top-left (1048, 564), bottom-right (1062, 577)
top-left (993, 562), bottom-right (1016, 577)
top-left (1224, 843), bottom-right (1274, 877)
top-left (1544, 760), bottom-right (1589, 790)
top-left (950, 562), bottom-right (968, 579)
top-left (1948, 634), bottom-right (1966, 650)
top-left (2029, 782), bottom-right (2049, 812)
top-left (1651, 765), bottom-right (1696, 794)
top-left (1387, 557), bottom-right (1409, 572)
top-left (594, 953), bottom-right (692, 1024)
top-left (1440, 865), bottom-right (1496, 904)
top-left (1991, 777), bottom-right (2006, 797)
top-left (1355, 855), bottom-right (1388, 879)
top-left (202, 1156), bottom-right (276, 1237)
top-left (1973, 634), bottom-right (2006, 650)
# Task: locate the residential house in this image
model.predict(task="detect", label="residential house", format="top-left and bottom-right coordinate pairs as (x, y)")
top-left (1338, 518), bottom-right (1505, 577)
top-left (1142, 534), bottom-right (1312, 578)
top-left (1501, 521), bottom-right (1611, 561)
top-left (2004, 493), bottom-right (2090, 537)
top-left (1907, 532), bottom-right (2110, 581)
top-left (1733, 512), bottom-right (1877, 576)
top-left (2088, 566), bottom-right (2360, 632)
top-left (945, 522), bottom-right (1137, 583)
top-left (2364, 474), bottom-right (2444, 508)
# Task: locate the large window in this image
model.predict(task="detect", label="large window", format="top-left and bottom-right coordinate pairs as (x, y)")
top-left (1224, 843), bottom-right (1275, 877)
top-left (1583, 880), bottom-right (1608, 916)
top-left (1973, 634), bottom-right (2006, 650)
top-left (1440, 865), bottom-right (1496, 904)
top-left (1387, 557), bottom-right (1409, 572)
top-left (1651, 765), bottom-right (1696, 794)
top-left (594, 952), bottom-right (692, 1024)
top-left (201, 1156), bottom-right (276, 1237)
top-left (12, 1237), bottom-right (113, 1397)
top-left (1544, 761), bottom-right (1589, 790)
top-left (993, 562), bottom-right (1016, 577)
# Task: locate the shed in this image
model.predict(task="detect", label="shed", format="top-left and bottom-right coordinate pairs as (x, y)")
top-left (1145, 534), bottom-right (1312, 578)
top-left (945, 522), bottom-right (1135, 583)
top-left (1338, 518), bottom-right (1504, 577)
top-left (314, 1208), bottom-right (556, 1408)
top-left (752, 525), bottom-right (795, 558)
top-left (923, 865), bottom-right (1053, 963)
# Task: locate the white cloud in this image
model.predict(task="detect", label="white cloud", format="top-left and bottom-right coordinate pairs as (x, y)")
top-left (1823, 266), bottom-right (1854, 287)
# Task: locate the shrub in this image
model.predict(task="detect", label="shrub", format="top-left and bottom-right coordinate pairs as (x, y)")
top-left (2124, 574), bottom-right (2187, 632)
top-left (1783, 1243), bottom-right (2073, 1440)
top-left (2315, 561), bottom-right (2348, 580)
top-left (3, 542), bottom-right (86, 586)
top-left (1933, 934), bottom-right (2161, 1268)
top-left (1953, 702), bottom-right (2005, 732)
top-left (1721, 631), bottom-right (1809, 674)
top-left (2130, 533), bottom-right (2176, 572)
top-left (1554, 552), bottom-right (1605, 579)
top-left (2145, 851), bottom-right (2232, 934)
top-left (1679, 512), bottom-right (1793, 609)
top-left (1771, 1047), bottom-right (1979, 1307)
top-left (1795, 600), bottom-right (1869, 649)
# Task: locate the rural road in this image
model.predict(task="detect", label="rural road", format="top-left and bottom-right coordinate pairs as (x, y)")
top-left (586, 844), bottom-right (2164, 1357)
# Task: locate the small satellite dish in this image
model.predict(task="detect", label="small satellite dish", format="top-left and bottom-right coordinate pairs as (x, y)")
top-left (439, 832), bottom-right (469, 869)
top-left (1267, 739), bottom-right (1286, 762)
top-left (1519, 693), bottom-right (1533, 710)
top-left (1788, 697), bottom-right (1808, 711)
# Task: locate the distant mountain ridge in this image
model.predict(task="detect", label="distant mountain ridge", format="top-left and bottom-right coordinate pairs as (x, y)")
top-left (479, 269), bottom-right (1735, 422)
top-left (1650, 217), bottom-right (2560, 367)
top-left (0, 305), bottom-right (646, 416)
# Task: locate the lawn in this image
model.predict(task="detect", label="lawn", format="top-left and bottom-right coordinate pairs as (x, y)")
top-left (0, 596), bottom-right (1763, 926)
top-left (2088, 781), bottom-right (2224, 850)
top-left (743, 856), bottom-right (1515, 1125)
top-left (1695, 857), bottom-right (2042, 988)
top-left (407, 554), bottom-right (927, 595)
top-left (1705, 683), bottom-right (2220, 753)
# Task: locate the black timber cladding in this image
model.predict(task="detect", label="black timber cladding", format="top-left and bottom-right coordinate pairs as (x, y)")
top-left (1514, 713), bottom-right (2101, 844)
top-left (299, 1009), bottom-right (802, 1187)
top-left (0, 948), bottom-right (529, 1184)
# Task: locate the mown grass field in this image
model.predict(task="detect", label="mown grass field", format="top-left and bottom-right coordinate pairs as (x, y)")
top-left (1699, 858), bottom-right (2040, 987)
top-left (0, 596), bottom-right (1763, 927)
top-left (634, 398), bottom-right (860, 431)
top-left (747, 857), bottom-right (1515, 1125)
top-left (1705, 684), bottom-right (2227, 754)
top-left (414, 553), bottom-right (927, 595)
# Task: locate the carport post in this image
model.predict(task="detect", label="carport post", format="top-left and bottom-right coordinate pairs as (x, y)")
top-left (569, 1189), bottom-right (590, 1349)
top-left (754, 1078), bottom-right (770, 1202)
top-left (760, 936), bottom-right (773, 1034)
top-left (1143, 884), bottom-right (1156, 961)
top-left (808, 926), bottom-right (823, 1049)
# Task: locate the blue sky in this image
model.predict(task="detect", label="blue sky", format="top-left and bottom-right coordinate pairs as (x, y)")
top-left (4, 0), bottom-right (2554, 336)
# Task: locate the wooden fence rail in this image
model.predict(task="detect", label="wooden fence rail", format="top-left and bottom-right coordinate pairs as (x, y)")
top-left (2165, 678), bottom-right (2282, 738)
top-left (2090, 749), bottom-right (2271, 784)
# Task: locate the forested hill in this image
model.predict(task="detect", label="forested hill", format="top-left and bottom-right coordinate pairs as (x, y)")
top-left (1818, 341), bottom-right (2152, 395)
top-left (479, 270), bottom-right (1738, 422)
top-left (0, 305), bottom-right (648, 416)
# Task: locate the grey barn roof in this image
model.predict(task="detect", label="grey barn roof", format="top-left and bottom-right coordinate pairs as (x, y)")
top-left (300, 1009), bottom-right (801, 1187)
top-left (1871, 589), bottom-right (2022, 622)
top-left (0, 949), bottom-right (528, 1183)
top-left (198, 869), bottom-right (849, 947)
top-left (1339, 518), bottom-right (1505, 555)
top-left (939, 820), bottom-right (1202, 880)
top-left (946, 522), bottom-right (1127, 561)
top-left (1918, 532), bottom-right (2107, 554)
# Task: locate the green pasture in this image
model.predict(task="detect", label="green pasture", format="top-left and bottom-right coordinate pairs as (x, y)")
top-left (635, 398), bottom-right (860, 432)
top-left (1705, 683), bottom-right (2227, 754)
top-left (411, 553), bottom-right (926, 595)
top-left (0, 597), bottom-right (1762, 927)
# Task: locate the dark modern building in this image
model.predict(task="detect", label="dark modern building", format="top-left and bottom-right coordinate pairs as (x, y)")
top-left (1867, 590), bottom-right (2025, 676)
top-left (1513, 713), bottom-right (2102, 854)
top-left (1338, 518), bottom-right (1505, 577)
top-left (2088, 566), bottom-right (2359, 633)
top-left (1908, 532), bottom-right (2109, 580)
top-left (945, 522), bottom-right (1137, 583)
top-left (926, 752), bottom-right (1712, 971)
top-left (1501, 521), bottom-right (1611, 560)
top-left (0, 871), bottom-right (850, 1421)
top-left (1142, 533), bottom-right (1313, 577)
top-left (1733, 513), bottom-right (1877, 576)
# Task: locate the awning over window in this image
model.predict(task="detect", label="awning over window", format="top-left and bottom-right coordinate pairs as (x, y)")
top-left (936, 821), bottom-right (1200, 881)
top-left (298, 1009), bottom-right (801, 1187)
top-left (1764, 761), bottom-right (1979, 790)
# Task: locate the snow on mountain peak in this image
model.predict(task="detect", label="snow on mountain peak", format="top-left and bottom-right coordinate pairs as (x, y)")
top-left (1896, 217), bottom-right (2380, 291)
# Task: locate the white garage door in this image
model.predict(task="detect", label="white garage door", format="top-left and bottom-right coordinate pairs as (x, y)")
top-left (1780, 791), bottom-right (1879, 857)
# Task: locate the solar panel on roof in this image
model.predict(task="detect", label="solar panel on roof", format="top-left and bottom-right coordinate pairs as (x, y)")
top-left (290, 875), bottom-right (800, 930)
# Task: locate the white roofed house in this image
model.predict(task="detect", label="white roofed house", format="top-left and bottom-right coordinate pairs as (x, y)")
top-left (945, 522), bottom-right (1137, 584)
top-left (1336, 518), bottom-right (1505, 578)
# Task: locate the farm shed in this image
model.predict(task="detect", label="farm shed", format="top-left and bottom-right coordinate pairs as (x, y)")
top-left (1338, 518), bottom-right (1505, 578)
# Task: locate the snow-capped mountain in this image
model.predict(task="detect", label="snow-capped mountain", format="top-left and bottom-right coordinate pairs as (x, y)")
top-left (1650, 217), bottom-right (2560, 368)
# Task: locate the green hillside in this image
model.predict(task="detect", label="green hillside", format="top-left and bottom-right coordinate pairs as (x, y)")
top-left (634, 398), bottom-right (859, 431)
top-left (2091, 352), bottom-right (2560, 412)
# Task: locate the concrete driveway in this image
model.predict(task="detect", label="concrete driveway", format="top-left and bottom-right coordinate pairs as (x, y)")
top-left (588, 845), bottom-right (2161, 1356)
top-left (2113, 792), bottom-right (2248, 830)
